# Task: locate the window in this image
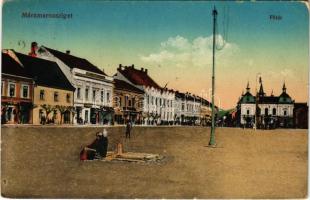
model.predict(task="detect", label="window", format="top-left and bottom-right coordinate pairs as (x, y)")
top-left (92, 90), bottom-right (96, 101)
top-left (284, 110), bottom-right (287, 116)
top-left (66, 93), bottom-right (71, 103)
top-left (155, 98), bottom-right (158, 106)
top-left (147, 95), bottom-right (149, 104)
top-left (265, 108), bottom-right (268, 116)
top-left (85, 87), bottom-right (89, 100)
top-left (151, 97), bottom-right (154, 105)
top-left (181, 103), bottom-right (185, 111)
top-left (77, 88), bottom-right (81, 99)
top-left (272, 108), bottom-right (276, 115)
top-left (132, 98), bottom-right (135, 107)
top-left (247, 109), bottom-right (250, 115)
top-left (54, 92), bottom-right (59, 102)
top-left (125, 96), bottom-right (128, 107)
top-left (40, 90), bottom-right (45, 100)
top-left (8, 83), bottom-right (16, 97)
top-left (160, 98), bottom-right (162, 106)
top-left (128, 99), bottom-right (132, 107)
top-left (107, 92), bottom-right (110, 103)
top-left (1, 81), bottom-right (4, 96)
top-left (21, 85), bottom-right (29, 98)
top-left (101, 91), bottom-right (104, 102)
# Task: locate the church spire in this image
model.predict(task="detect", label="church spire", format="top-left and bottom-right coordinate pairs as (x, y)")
top-left (258, 76), bottom-right (265, 97)
top-left (282, 81), bottom-right (287, 93)
top-left (246, 81), bottom-right (250, 92)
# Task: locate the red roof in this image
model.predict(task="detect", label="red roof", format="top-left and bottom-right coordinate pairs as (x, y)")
top-left (118, 65), bottom-right (161, 89)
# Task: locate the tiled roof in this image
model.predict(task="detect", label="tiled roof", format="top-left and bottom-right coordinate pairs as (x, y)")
top-left (114, 79), bottom-right (144, 94)
top-left (118, 65), bottom-right (161, 89)
top-left (15, 52), bottom-right (75, 91)
top-left (2, 53), bottom-right (32, 79)
top-left (42, 46), bottom-right (106, 75)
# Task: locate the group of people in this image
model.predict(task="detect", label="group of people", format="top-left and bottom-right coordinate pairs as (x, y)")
top-left (80, 120), bottom-right (133, 161)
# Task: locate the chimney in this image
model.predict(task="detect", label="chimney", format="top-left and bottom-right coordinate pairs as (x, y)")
top-left (141, 67), bottom-right (144, 71)
top-left (66, 50), bottom-right (70, 54)
top-left (131, 64), bottom-right (134, 68)
top-left (145, 69), bottom-right (148, 74)
top-left (118, 64), bottom-right (122, 70)
top-left (29, 42), bottom-right (38, 57)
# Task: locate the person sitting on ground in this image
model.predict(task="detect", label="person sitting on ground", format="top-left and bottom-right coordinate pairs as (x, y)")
top-left (80, 130), bottom-right (109, 160)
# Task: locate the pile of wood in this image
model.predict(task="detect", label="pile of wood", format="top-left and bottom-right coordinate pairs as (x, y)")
top-left (104, 151), bottom-right (164, 163)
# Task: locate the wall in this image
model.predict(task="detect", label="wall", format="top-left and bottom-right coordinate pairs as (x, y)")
top-left (33, 85), bottom-right (74, 124)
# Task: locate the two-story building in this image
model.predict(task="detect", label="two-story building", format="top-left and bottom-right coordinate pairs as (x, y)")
top-left (174, 91), bottom-right (204, 125)
top-left (15, 51), bottom-right (75, 125)
top-left (114, 64), bottom-right (175, 125)
top-left (237, 78), bottom-right (294, 129)
top-left (1, 51), bottom-right (34, 124)
top-left (113, 79), bottom-right (144, 124)
top-left (34, 44), bottom-right (114, 124)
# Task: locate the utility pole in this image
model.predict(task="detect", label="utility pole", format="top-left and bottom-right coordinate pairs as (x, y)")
top-left (209, 7), bottom-right (217, 147)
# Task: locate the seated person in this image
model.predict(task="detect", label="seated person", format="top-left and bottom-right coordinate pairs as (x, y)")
top-left (80, 130), bottom-right (108, 160)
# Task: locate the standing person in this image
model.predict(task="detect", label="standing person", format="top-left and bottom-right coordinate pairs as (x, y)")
top-left (125, 120), bottom-right (132, 139)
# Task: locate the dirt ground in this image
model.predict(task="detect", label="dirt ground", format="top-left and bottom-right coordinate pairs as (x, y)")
top-left (1, 126), bottom-right (308, 198)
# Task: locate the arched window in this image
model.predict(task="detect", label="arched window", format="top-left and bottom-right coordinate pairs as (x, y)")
top-left (265, 108), bottom-right (268, 116)
top-left (246, 109), bottom-right (250, 115)
top-left (272, 108), bottom-right (276, 115)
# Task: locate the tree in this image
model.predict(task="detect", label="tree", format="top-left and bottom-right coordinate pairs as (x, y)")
top-left (67, 106), bottom-right (76, 124)
top-left (41, 104), bottom-right (56, 123)
top-left (56, 105), bottom-right (68, 124)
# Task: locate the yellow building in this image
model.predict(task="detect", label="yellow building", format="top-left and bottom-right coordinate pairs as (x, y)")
top-left (113, 79), bottom-right (144, 124)
top-left (33, 86), bottom-right (74, 124)
top-left (16, 52), bottom-right (75, 125)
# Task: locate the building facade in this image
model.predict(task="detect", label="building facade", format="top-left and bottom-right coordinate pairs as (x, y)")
top-left (237, 78), bottom-right (294, 129)
top-left (114, 64), bottom-right (175, 125)
top-left (1, 51), bottom-right (34, 124)
top-left (15, 51), bottom-right (75, 125)
top-left (35, 44), bottom-right (114, 124)
top-left (113, 79), bottom-right (144, 124)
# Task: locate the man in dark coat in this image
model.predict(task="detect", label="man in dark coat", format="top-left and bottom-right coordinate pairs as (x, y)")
top-left (125, 120), bottom-right (132, 139)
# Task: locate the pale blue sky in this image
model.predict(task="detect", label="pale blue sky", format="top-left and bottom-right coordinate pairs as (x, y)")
top-left (2, 1), bottom-right (308, 108)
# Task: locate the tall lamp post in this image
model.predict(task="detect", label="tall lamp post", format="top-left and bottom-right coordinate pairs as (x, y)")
top-left (208, 7), bottom-right (217, 147)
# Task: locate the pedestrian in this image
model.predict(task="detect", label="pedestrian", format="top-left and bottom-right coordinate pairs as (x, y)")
top-left (125, 120), bottom-right (132, 139)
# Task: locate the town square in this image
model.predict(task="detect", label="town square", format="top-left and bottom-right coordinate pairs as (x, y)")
top-left (1, 0), bottom-right (309, 199)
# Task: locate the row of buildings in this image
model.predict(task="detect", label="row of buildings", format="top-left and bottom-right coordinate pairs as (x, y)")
top-left (1, 42), bottom-right (214, 125)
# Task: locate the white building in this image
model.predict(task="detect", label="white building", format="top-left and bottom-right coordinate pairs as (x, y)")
top-left (175, 91), bottom-right (205, 125)
top-left (238, 79), bottom-right (294, 128)
top-left (114, 64), bottom-right (175, 125)
top-left (34, 44), bottom-right (114, 124)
